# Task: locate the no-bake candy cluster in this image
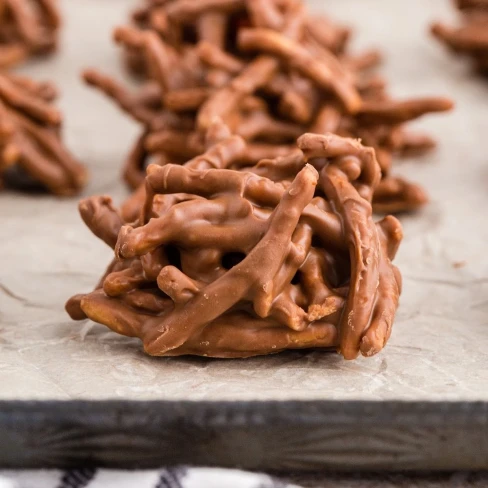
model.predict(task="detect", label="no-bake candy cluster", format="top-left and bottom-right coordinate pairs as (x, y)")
top-left (0, 0), bottom-right (60, 69)
top-left (0, 71), bottom-right (86, 194)
top-left (66, 126), bottom-right (403, 360)
top-left (63, 0), bottom-right (459, 360)
top-left (0, 0), bottom-right (86, 195)
top-left (84, 0), bottom-right (452, 216)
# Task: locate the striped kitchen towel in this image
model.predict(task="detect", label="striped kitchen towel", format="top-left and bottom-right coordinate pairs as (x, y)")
top-left (0, 468), bottom-right (301, 488)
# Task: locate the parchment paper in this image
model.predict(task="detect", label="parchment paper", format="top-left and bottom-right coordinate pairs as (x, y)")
top-left (1, 0), bottom-right (487, 401)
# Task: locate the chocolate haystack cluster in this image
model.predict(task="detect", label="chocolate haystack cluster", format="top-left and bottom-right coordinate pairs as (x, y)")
top-left (66, 126), bottom-right (403, 360)
top-left (122, 0), bottom-right (351, 78)
top-left (432, 0), bottom-right (488, 76)
top-left (83, 0), bottom-right (453, 216)
top-left (0, 0), bottom-right (60, 69)
top-left (0, 71), bottom-right (86, 194)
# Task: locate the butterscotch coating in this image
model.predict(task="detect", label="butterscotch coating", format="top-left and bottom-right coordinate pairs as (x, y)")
top-left (0, 0), bottom-right (60, 69)
top-left (432, 1), bottom-right (488, 75)
top-left (66, 131), bottom-right (402, 360)
top-left (0, 72), bottom-right (86, 194)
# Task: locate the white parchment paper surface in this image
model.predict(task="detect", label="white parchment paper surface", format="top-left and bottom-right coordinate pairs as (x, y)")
top-left (0, 0), bottom-right (487, 401)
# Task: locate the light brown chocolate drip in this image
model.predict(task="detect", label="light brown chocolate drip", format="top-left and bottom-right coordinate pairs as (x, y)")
top-left (0, 72), bottom-right (86, 195)
top-left (85, 0), bottom-right (453, 213)
top-left (66, 130), bottom-right (402, 360)
top-left (0, 0), bottom-right (61, 69)
top-left (432, 1), bottom-right (488, 75)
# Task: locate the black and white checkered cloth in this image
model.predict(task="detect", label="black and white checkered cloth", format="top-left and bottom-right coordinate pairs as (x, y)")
top-left (0, 468), bottom-right (301, 488)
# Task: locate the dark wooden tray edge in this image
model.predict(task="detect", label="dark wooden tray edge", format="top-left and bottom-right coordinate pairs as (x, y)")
top-left (1, 400), bottom-right (487, 471)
